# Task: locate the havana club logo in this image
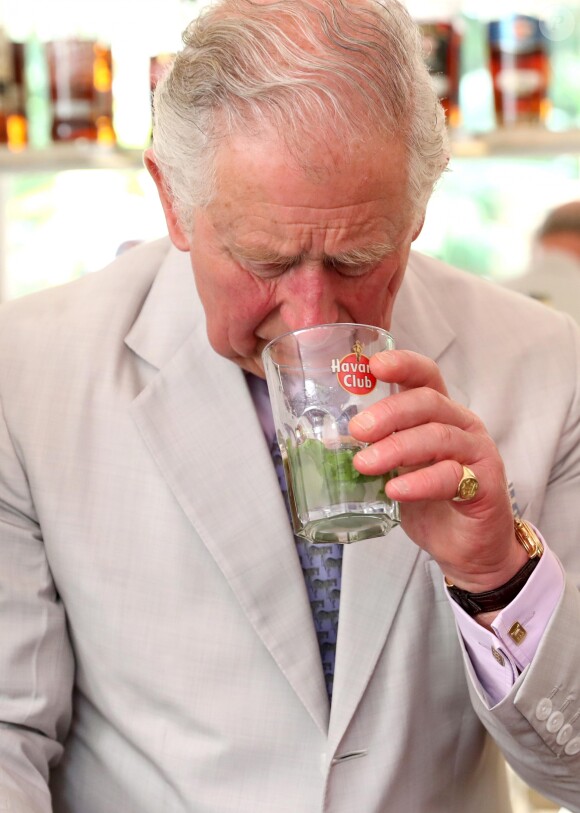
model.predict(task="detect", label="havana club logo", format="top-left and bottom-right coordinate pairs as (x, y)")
top-left (331, 340), bottom-right (377, 395)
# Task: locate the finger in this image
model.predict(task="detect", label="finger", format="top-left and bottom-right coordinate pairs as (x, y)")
top-left (352, 422), bottom-right (487, 474)
top-left (350, 386), bottom-right (481, 443)
top-left (385, 460), bottom-right (479, 504)
top-left (370, 349), bottom-right (449, 396)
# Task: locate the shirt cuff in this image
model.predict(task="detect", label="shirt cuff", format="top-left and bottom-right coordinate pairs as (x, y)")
top-left (446, 535), bottom-right (565, 707)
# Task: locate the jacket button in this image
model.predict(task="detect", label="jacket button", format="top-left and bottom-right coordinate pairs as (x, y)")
top-left (546, 711), bottom-right (564, 733)
top-left (557, 724), bottom-right (573, 746)
top-left (564, 737), bottom-right (580, 756)
top-left (535, 698), bottom-right (552, 721)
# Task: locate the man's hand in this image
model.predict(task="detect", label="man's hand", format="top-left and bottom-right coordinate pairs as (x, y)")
top-left (350, 350), bottom-right (528, 594)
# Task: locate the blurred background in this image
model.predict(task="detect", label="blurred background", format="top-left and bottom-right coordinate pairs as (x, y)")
top-left (1, 0), bottom-right (580, 301)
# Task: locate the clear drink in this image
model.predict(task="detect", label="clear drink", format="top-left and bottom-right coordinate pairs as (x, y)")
top-left (283, 438), bottom-right (398, 543)
top-left (263, 323), bottom-right (400, 545)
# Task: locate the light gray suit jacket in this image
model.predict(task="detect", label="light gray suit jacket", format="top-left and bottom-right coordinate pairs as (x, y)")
top-left (1, 239), bottom-right (580, 813)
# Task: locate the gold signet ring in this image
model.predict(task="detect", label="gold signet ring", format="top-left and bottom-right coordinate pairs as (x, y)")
top-left (452, 465), bottom-right (479, 502)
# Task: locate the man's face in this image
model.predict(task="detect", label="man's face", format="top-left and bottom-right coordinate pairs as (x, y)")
top-left (153, 132), bottom-right (422, 377)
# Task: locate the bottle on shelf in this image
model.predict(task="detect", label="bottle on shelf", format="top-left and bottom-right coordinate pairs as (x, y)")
top-left (46, 37), bottom-right (115, 144)
top-left (488, 14), bottom-right (550, 127)
top-left (0, 27), bottom-right (28, 150)
top-left (92, 41), bottom-right (115, 144)
top-left (405, 0), bottom-right (463, 129)
top-left (461, 1), bottom-right (561, 131)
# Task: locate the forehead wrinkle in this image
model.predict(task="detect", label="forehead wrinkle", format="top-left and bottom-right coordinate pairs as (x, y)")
top-left (225, 210), bottom-right (395, 242)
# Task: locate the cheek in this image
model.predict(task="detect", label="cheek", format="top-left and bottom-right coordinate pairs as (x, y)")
top-left (192, 254), bottom-right (274, 356)
top-left (350, 260), bottom-right (405, 321)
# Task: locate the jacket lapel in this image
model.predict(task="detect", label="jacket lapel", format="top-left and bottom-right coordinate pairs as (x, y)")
top-left (126, 246), bottom-right (329, 734)
top-left (328, 527), bottom-right (420, 748)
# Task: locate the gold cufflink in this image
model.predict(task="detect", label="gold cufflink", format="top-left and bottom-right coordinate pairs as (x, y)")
top-left (491, 647), bottom-right (505, 666)
top-left (509, 621), bottom-right (527, 644)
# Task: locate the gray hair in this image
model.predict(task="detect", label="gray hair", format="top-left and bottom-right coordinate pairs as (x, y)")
top-left (152, 0), bottom-right (449, 232)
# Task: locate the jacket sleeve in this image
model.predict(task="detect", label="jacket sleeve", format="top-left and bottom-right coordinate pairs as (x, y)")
top-left (0, 391), bottom-right (75, 813)
top-left (464, 315), bottom-right (580, 812)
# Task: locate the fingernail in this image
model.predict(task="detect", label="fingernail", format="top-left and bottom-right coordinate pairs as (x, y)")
top-left (355, 447), bottom-right (378, 466)
top-left (389, 477), bottom-right (409, 496)
top-left (376, 350), bottom-right (395, 365)
top-left (351, 412), bottom-right (376, 431)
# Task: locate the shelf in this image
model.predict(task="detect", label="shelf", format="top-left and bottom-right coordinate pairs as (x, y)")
top-left (450, 127), bottom-right (580, 158)
top-left (1, 128), bottom-right (580, 173)
top-left (0, 144), bottom-right (146, 173)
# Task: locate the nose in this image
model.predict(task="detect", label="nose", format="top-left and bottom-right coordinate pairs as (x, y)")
top-left (278, 264), bottom-right (341, 331)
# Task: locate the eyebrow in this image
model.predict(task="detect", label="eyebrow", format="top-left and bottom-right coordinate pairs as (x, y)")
top-left (229, 245), bottom-right (301, 265)
top-left (330, 241), bottom-right (395, 266)
top-left (229, 240), bottom-right (395, 267)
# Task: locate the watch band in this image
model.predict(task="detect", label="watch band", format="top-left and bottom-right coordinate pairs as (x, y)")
top-left (446, 556), bottom-right (540, 616)
top-left (446, 519), bottom-right (543, 617)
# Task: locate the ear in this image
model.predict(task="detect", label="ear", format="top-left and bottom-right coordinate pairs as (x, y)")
top-left (144, 148), bottom-right (191, 251)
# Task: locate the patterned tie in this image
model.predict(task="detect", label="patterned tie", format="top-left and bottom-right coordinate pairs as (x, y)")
top-left (269, 437), bottom-right (343, 700)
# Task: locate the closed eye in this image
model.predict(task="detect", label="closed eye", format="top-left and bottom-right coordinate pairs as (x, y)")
top-left (246, 257), bottom-right (376, 279)
top-left (323, 257), bottom-right (378, 277)
top-left (241, 259), bottom-right (298, 278)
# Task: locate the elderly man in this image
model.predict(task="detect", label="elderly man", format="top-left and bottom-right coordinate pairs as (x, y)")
top-left (0, 1), bottom-right (579, 812)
